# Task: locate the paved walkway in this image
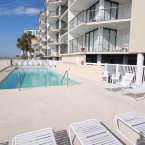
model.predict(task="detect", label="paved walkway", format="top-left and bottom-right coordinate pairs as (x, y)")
top-left (0, 66), bottom-right (145, 145)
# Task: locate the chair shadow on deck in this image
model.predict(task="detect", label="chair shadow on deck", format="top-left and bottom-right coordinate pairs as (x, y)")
top-left (136, 132), bottom-right (145, 145)
top-left (55, 130), bottom-right (71, 145)
top-left (100, 122), bottom-right (126, 145)
top-left (0, 142), bottom-right (9, 145)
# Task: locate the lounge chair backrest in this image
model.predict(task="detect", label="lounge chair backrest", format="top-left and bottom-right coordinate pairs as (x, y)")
top-left (115, 112), bottom-right (145, 144)
top-left (120, 73), bottom-right (135, 86)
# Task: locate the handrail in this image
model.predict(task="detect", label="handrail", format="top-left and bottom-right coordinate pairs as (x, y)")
top-left (17, 69), bottom-right (26, 91)
top-left (18, 71), bottom-right (21, 91)
top-left (61, 70), bottom-right (69, 87)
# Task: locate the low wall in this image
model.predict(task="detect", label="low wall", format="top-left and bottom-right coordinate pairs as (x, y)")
top-left (0, 59), bottom-right (11, 71)
top-left (55, 63), bottom-right (105, 81)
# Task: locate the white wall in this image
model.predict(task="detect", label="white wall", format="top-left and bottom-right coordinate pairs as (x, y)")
top-left (0, 60), bottom-right (11, 71)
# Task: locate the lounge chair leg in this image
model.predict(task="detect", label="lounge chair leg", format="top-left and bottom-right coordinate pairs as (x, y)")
top-left (68, 125), bottom-right (73, 145)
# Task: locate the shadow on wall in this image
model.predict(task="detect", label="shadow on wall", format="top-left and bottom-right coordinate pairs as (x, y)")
top-left (0, 142), bottom-right (9, 145)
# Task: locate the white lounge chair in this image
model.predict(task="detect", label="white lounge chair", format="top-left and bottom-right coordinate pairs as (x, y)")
top-left (69, 119), bottom-right (123, 145)
top-left (123, 83), bottom-right (145, 100)
top-left (12, 128), bottom-right (57, 145)
top-left (104, 72), bottom-right (135, 91)
top-left (115, 112), bottom-right (145, 145)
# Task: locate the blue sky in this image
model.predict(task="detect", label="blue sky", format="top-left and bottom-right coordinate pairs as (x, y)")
top-left (0, 0), bottom-right (44, 57)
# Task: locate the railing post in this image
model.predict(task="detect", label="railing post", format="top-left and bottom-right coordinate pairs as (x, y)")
top-left (67, 71), bottom-right (69, 87)
top-left (116, 64), bottom-right (120, 75)
top-left (136, 54), bottom-right (144, 86)
top-left (18, 71), bottom-right (21, 91)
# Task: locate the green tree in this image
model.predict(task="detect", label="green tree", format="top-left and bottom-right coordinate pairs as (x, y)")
top-left (16, 32), bottom-right (35, 59)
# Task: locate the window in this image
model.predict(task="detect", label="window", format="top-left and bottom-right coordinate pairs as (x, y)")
top-left (85, 29), bottom-right (98, 52)
top-left (104, 0), bottom-right (119, 20)
top-left (86, 1), bottom-right (99, 22)
top-left (103, 28), bottom-right (117, 51)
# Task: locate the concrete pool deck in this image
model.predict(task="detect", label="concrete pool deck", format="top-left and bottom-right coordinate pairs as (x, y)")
top-left (0, 65), bottom-right (145, 145)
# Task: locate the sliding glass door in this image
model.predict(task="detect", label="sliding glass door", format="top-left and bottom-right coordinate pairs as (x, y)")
top-left (104, 0), bottom-right (118, 20)
top-left (103, 28), bottom-right (117, 51)
top-left (86, 1), bottom-right (99, 22)
top-left (85, 29), bottom-right (98, 52)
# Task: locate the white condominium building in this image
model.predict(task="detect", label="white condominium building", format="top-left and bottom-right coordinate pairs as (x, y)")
top-left (38, 0), bottom-right (145, 65)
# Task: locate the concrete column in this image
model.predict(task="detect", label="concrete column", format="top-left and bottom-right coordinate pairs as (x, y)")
top-left (136, 53), bottom-right (144, 86)
top-left (98, 27), bottom-right (103, 51)
top-left (97, 55), bottom-right (102, 66)
top-left (116, 64), bottom-right (120, 75)
top-left (99, 0), bottom-right (105, 20)
top-left (123, 55), bottom-right (128, 64)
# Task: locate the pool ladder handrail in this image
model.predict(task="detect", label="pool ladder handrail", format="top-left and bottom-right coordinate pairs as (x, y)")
top-left (17, 69), bottom-right (26, 91)
top-left (61, 70), bottom-right (69, 87)
top-left (18, 71), bottom-right (21, 91)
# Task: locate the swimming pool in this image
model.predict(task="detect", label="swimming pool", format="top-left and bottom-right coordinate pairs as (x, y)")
top-left (0, 68), bottom-right (78, 89)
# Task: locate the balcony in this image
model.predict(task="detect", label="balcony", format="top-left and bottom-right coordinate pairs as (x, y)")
top-left (48, 24), bottom-right (60, 35)
top-left (69, 5), bottom-right (131, 33)
top-left (60, 23), bottom-right (68, 36)
top-left (40, 12), bottom-right (46, 22)
top-left (47, 10), bottom-right (60, 23)
top-left (40, 23), bottom-right (47, 31)
top-left (47, 0), bottom-right (63, 11)
top-left (69, 0), bottom-right (97, 11)
top-left (48, 38), bottom-right (63, 46)
top-left (60, 44), bottom-right (68, 54)
top-left (69, 33), bottom-right (129, 53)
top-left (61, 1), bottom-right (68, 15)
top-left (70, 0), bottom-right (75, 7)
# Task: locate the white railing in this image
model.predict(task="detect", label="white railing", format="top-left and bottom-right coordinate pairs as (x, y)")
top-left (70, 5), bottom-right (131, 30)
top-left (106, 64), bottom-right (145, 84)
top-left (69, 33), bottom-right (129, 53)
top-left (12, 59), bottom-right (62, 67)
top-left (0, 59), bottom-right (11, 71)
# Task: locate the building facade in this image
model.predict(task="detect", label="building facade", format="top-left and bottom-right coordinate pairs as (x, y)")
top-left (37, 0), bottom-right (145, 65)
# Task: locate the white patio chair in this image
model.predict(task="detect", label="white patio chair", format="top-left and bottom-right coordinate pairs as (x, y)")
top-left (110, 73), bottom-right (121, 84)
top-left (22, 61), bottom-right (28, 66)
top-left (12, 128), bottom-right (57, 145)
top-left (28, 61), bottom-right (33, 66)
top-left (33, 61), bottom-right (38, 66)
top-left (123, 83), bottom-right (145, 100)
top-left (69, 119), bottom-right (123, 145)
top-left (115, 112), bottom-right (145, 145)
top-left (104, 72), bottom-right (135, 91)
top-left (17, 61), bottom-right (22, 66)
top-left (102, 70), bottom-right (109, 82)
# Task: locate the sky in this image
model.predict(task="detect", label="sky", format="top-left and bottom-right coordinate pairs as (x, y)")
top-left (0, 0), bottom-right (44, 57)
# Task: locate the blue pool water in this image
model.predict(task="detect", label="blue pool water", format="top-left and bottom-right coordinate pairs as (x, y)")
top-left (0, 68), bottom-right (78, 89)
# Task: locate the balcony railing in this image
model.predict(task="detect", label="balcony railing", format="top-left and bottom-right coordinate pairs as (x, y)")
top-left (48, 38), bottom-right (59, 44)
top-left (61, 1), bottom-right (68, 15)
top-left (48, 10), bottom-right (59, 17)
top-left (60, 23), bottom-right (68, 35)
top-left (40, 31), bottom-right (47, 37)
top-left (70, 5), bottom-right (131, 30)
top-left (48, 0), bottom-right (59, 3)
top-left (48, 24), bottom-right (59, 31)
top-left (40, 23), bottom-right (47, 30)
top-left (69, 34), bottom-right (129, 53)
top-left (60, 44), bottom-right (68, 54)
top-left (70, 0), bottom-right (75, 7)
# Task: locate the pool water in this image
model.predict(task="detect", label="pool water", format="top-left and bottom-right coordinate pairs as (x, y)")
top-left (0, 68), bottom-right (78, 89)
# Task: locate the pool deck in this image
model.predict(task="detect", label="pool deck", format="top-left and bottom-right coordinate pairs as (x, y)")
top-left (0, 65), bottom-right (145, 145)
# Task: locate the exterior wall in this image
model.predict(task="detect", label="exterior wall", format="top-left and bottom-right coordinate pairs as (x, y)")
top-left (55, 63), bottom-right (105, 81)
top-left (62, 54), bottom-right (86, 64)
top-left (129, 0), bottom-right (145, 53)
top-left (0, 60), bottom-right (11, 71)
